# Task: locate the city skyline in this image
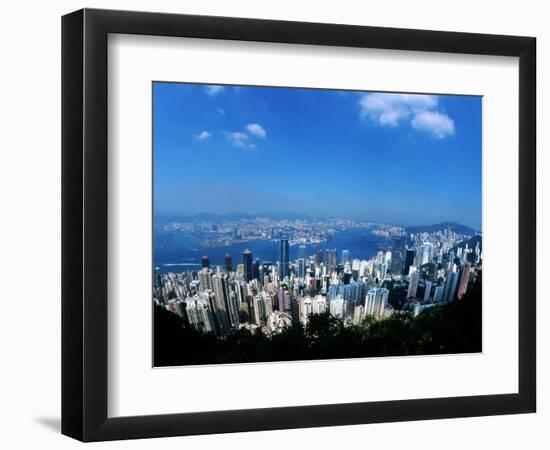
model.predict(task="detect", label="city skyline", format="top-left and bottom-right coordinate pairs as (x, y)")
top-left (155, 211), bottom-right (481, 232)
top-left (153, 83), bottom-right (482, 229)
top-left (154, 223), bottom-right (482, 366)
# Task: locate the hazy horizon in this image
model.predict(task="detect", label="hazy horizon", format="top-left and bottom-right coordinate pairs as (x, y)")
top-left (155, 210), bottom-right (480, 229)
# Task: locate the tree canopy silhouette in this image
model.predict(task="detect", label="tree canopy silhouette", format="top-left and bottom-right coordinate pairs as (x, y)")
top-left (154, 273), bottom-right (482, 366)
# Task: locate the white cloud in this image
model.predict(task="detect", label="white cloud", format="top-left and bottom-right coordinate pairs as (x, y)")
top-left (358, 92), bottom-right (455, 139)
top-left (411, 111), bottom-right (455, 139)
top-left (194, 130), bottom-right (211, 140)
top-left (223, 123), bottom-right (267, 148)
top-left (226, 131), bottom-right (249, 147)
top-left (359, 93), bottom-right (437, 126)
top-left (205, 85), bottom-right (224, 96)
top-left (246, 123), bottom-right (267, 138)
top-left (216, 107), bottom-right (225, 115)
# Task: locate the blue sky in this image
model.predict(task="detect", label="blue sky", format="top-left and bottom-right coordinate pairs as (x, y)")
top-left (153, 82), bottom-right (482, 229)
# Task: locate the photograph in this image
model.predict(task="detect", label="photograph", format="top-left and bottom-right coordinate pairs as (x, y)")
top-left (152, 82), bottom-right (483, 367)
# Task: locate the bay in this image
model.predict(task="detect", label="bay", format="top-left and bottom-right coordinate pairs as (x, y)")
top-left (154, 228), bottom-right (391, 274)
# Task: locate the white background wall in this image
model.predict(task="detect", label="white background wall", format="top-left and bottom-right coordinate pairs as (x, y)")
top-left (0, 0), bottom-right (546, 448)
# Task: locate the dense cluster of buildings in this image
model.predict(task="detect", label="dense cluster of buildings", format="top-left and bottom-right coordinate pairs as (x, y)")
top-left (154, 227), bottom-right (482, 337)
top-left (159, 217), bottom-right (382, 248)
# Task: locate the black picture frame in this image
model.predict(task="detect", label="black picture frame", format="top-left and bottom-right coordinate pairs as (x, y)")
top-left (62, 8), bottom-right (536, 442)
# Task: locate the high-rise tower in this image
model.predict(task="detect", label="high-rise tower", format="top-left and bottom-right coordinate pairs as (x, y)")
top-left (407, 270), bottom-right (420, 298)
top-left (224, 253), bottom-right (233, 272)
top-left (279, 238), bottom-right (289, 279)
top-left (390, 236), bottom-right (405, 274)
top-left (243, 249), bottom-right (253, 281)
top-left (457, 262), bottom-right (472, 299)
top-left (403, 248), bottom-right (415, 275)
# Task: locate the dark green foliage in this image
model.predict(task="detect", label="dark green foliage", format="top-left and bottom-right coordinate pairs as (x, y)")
top-left (382, 279), bottom-right (408, 310)
top-left (154, 274), bottom-right (482, 366)
top-left (410, 271), bottom-right (482, 354)
top-left (419, 262), bottom-right (438, 281)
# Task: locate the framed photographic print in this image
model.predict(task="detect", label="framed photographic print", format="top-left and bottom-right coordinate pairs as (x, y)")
top-left (62, 8), bottom-right (536, 442)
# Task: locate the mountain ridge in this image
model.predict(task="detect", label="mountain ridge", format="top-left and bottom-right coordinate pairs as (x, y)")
top-left (405, 221), bottom-right (479, 235)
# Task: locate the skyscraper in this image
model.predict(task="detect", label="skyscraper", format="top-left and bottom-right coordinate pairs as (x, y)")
top-left (297, 295), bottom-right (327, 325)
top-left (457, 262), bottom-right (472, 299)
top-left (316, 249), bottom-right (324, 265)
top-left (403, 248), bottom-right (415, 275)
top-left (201, 255), bottom-right (210, 269)
top-left (433, 285), bottom-right (444, 303)
top-left (443, 271), bottom-right (459, 303)
top-left (341, 249), bottom-right (350, 265)
top-left (423, 280), bottom-right (433, 302)
top-left (185, 294), bottom-right (216, 333)
top-left (391, 236), bottom-right (405, 274)
top-left (329, 280), bottom-right (367, 315)
top-left (325, 249), bottom-right (337, 272)
top-left (253, 258), bottom-right (261, 281)
top-left (364, 287), bottom-right (389, 318)
top-left (198, 268), bottom-right (213, 292)
top-left (279, 238), bottom-right (289, 279)
top-left (407, 270), bottom-right (420, 299)
top-left (419, 242), bottom-right (434, 266)
top-left (261, 261), bottom-right (273, 281)
top-left (212, 273), bottom-right (232, 333)
top-left (243, 249), bottom-right (253, 282)
top-left (329, 295), bottom-right (346, 319)
top-left (298, 258), bottom-right (306, 279)
top-left (224, 253), bottom-right (233, 272)
top-left (296, 296), bottom-right (312, 325)
top-left (252, 292), bottom-right (273, 326)
top-left (279, 287), bottom-right (290, 312)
